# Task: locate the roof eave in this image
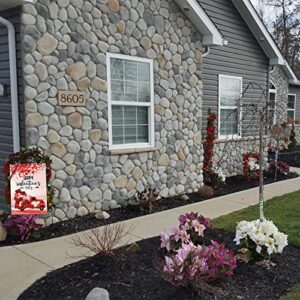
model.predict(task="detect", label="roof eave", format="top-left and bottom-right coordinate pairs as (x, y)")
top-left (174, 0), bottom-right (225, 47)
top-left (284, 63), bottom-right (300, 84)
top-left (231, 0), bottom-right (299, 83)
top-left (202, 35), bottom-right (224, 47)
top-left (0, 0), bottom-right (33, 11)
top-left (290, 81), bottom-right (300, 86)
top-left (231, 0), bottom-right (284, 65)
top-left (270, 57), bottom-right (286, 66)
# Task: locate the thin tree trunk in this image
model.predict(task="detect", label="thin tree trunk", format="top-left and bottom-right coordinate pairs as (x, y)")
top-left (259, 124), bottom-right (265, 222)
top-left (274, 143), bottom-right (279, 182)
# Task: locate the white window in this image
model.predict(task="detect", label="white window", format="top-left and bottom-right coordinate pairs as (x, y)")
top-left (287, 94), bottom-right (296, 121)
top-left (218, 75), bottom-right (242, 139)
top-left (269, 81), bottom-right (276, 126)
top-left (107, 53), bottom-right (154, 150)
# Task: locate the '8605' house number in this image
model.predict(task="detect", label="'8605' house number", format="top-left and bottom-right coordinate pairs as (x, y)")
top-left (58, 91), bottom-right (86, 107)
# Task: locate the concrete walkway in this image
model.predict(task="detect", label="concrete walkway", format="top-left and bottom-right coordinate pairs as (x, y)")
top-left (1, 172), bottom-right (300, 300)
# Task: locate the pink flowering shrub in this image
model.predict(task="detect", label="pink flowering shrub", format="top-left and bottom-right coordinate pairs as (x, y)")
top-left (161, 212), bottom-right (212, 251)
top-left (3, 215), bottom-right (44, 241)
top-left (163, 242), bottom-right (236, 287)
top-left (204, 241), bottom-right (237, 278)
top-left (160, 212), bottom-right (237, 291)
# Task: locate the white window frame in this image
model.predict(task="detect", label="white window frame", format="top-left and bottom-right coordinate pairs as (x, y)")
top-left (107, 53), bottom-right (155, 150)
top-left (218, 74), bottom-right (243, 140)
top-left (269, 80), bottom-right (277, 125)
top-left (287, 94), bottom-right (296, 121)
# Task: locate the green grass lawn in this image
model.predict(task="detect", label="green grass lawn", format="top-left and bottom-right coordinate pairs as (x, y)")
top-left (280, 285), bottom-right (300, 300)
top-left (213, 190), bottom-right (300, 247)
top-left (213, 190), bottom-right (300, 300)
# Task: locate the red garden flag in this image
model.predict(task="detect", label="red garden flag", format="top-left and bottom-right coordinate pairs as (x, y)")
top-left (10, 163), bottom-right (48, 215)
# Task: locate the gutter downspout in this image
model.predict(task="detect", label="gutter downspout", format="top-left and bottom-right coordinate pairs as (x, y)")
top-left (202, 46), bottom-right (210, 58)
top-left (0, 16), bottom-right (20, 152)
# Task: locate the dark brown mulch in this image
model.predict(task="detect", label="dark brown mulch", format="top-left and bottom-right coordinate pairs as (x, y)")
top-left (278, 153), bottom-right (300, 168)
top-left (1, 172), bottom-right (298, 247)
top-left (18, 229), bottom-right (300, 300)
top-left (269, 147), bottom-right (300, 167)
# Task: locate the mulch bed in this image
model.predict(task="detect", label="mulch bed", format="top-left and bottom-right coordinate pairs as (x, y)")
top-left (19, 229), bottom-right (300, 300)
top-left (1, 172), bottom-right (298, 247)
top-left (275, 152), bottom-right (300, 168)
top-left (269, 146), bottom-right (300, 168)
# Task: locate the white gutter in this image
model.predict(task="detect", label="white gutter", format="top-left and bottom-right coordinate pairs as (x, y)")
top-left (0, 16), bottom-right (20, 152)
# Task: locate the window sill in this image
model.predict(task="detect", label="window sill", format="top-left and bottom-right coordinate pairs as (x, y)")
top-left (216, 136), bottom-right (242, 143)
top-left (216, 135), bottom-right (269, 143)
top-left (109, 146), bottom-right (158, 155)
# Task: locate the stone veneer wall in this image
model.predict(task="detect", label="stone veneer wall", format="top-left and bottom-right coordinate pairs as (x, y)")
top-left (294, 126), bottom-right (300, 145)
top-left (214, 139), bottom-right (262, 176)
top-left (21, 0), bottom-right (204, 224)
top-left (270, 66), bottom-right (289, 119)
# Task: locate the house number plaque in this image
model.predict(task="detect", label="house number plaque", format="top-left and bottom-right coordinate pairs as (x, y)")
top-left (58, 91), bottom-right (86, 107)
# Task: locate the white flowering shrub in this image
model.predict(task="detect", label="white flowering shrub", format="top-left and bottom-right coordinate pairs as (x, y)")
top-left (212, 166), bottom-right (226, 183)
top-left (248, 158), bottom-right (260, 172)
top-left (234, 219), bottom-right (288, 260)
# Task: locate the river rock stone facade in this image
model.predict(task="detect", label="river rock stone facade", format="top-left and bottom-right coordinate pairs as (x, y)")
top-left (270, 66), bottom-right (289, 119)
top-left (21, 0), bottom-right (205, 223)
top-left (214, 139), bottom-right (262, 176)
top-left (295, 126), bottom-right (300, 144)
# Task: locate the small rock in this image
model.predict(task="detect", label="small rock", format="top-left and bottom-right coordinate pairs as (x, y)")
top-left (0, 222), bottom-right (7, 242)
top-left (198, 186), bottom-right (214, 199)
top-left (77, 206), bottom-right (89, 217)
top-left (26, 112), bottom-right (43, 127)
top-left (158, 154), bottom-right (170, 166)
top-left (110, 200), bottom-right (121, 209)
top-left (126, 243), bottom-right (141, 253)
top-left (107, 0), bottom-right (119, 12)
top-left (95, 211), bottom-right (110, 220)
top-left (35, 218), bottom-right (45, 227)
top-left (66, 62), bottom-right (86, 81)
top-left (86, 288), bottom-right (109, 300)
top-left (59, 187), bottom-right (71, 203)
top-left (45, 217), bottom-right (59, 227)
top-left (115, 175), bottom-right (128, 188)
top-left (91, 77), bottom-right (107, 92)
top-left (180, 194), bottom-right (189, 201)
top-left (37, 33), bottom-right (58, 55)
top-left (68, 112), bottom-right (83, 128)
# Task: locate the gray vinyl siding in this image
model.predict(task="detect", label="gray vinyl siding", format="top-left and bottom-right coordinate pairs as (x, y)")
top-left (199, 0), bottom-right (269, 137)
top-left (0, 7), bottom-right (24, 210)
top-left (289, 85), bottom-right (300, 121)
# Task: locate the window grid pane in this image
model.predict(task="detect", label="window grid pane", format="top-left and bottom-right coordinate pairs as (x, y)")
top-left (112, 105), bottom-right (149, 145)
top-left (220, 109), bottom-right (239, 136)
top-left (220, 77), bottom-right (241, 107)
top-left (287, 110), bottom-right (295, 120)
top-left (288, 95), bottom-right (295, 109)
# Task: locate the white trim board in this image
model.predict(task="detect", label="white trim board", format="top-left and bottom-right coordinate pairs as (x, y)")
top-left (174, 0), bottom-right (225, 47)
top-left (0, 0), bottom-right (33, 11)
top-left (287, 93), bottom-right (296, 121)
